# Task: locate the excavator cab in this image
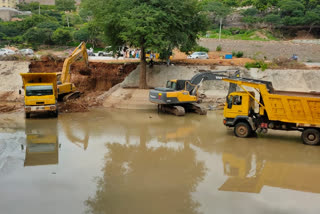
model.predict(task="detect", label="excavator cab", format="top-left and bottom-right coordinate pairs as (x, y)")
top-left (166, 80), bottom-right (188, 91)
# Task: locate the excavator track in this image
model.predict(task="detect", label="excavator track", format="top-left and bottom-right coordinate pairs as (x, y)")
top-left (62, 91), bottom-right (81, 102)
top-left (159, 105), bottom-right (185, 116)
top-left (186, 103), bottom-right (207, 115)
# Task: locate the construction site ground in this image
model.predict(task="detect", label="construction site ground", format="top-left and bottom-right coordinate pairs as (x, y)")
top-left (0, 45), bottom-right (320, 114)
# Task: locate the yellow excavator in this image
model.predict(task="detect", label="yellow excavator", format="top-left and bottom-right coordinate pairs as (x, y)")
top-left (149, 70), bottom-right (240, 116)
top-left (57, 41), bottom-right (89, 101)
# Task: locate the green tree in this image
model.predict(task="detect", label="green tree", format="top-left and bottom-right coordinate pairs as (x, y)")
top-left (305, 5), bottom-right (320, 25)
top-left (73, 24), bottom-right (89, 42)
top-left (254, 0), bottom-right (279, 11)
top-left (79, 8), bottom-right (93, 22)
top-left (62, 12), bottom-right (83, 27)
top-left (204, 1), bottom-right (231, 20)
top-left (279, 0), bottom-right (305, 17)
top-left (279, 0), bottom-right (306, 25)
top-left (55, 0), bottom-right (76, 11)
top-left (0, 21), bottom-right (22, 37)
top-left (36, 21), bottom-right (60, 31)
top-left (0, 32), bottom-right (6, 40)
top-left (264, 14), bottom-right (283, 27)
top-left (24, 27), bottom-right (54, 45)
top-left (52, 27), bottom-right (72, 44)
top-left (16, 2), bottom-right (40, 11)
top-left (83, 0), bottom-right (207, 89)
top-left (22, 14), bottom-right (57, 31)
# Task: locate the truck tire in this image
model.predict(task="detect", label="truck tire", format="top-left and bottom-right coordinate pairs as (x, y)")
top-left (25, 112), bottom-right (30, 118)
top-left (53, 110), bottom-right (59, 118)
top-left (99, 53), bottom-right (103, 56)
top-left (301, 129), bottom-right (320, 145)
top-left (234, 122), bottom-right (252, 138)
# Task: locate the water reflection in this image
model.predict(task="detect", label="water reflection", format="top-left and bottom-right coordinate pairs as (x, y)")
top-left (85, 124), bottom-right (206, 214)
top-left (219, 141), bottom-right (320, 194)
top-left (23, 119), bottom-right (60, 166)
top-left (60, 115), bottom-right (89, 150)
top-left (2, 109), bottom-right (320, 214)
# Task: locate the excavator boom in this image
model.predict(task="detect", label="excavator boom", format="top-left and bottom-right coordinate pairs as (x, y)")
top-left (58, 42), bottom-right (89, 100)
top-left (60, 42), bottom-right (88, 84)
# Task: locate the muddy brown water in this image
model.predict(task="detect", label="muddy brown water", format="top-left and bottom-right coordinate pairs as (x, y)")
top-left (1, 109), bottom-right (320, 214)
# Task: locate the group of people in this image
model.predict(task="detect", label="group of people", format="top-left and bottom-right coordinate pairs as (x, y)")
top-left (120, 49), bottom-right (141, 59)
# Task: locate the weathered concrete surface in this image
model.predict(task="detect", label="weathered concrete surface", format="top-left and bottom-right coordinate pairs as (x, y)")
top-left (121, 64), bottom-right (211, 88)
top-left (122, 64), bottom-right (320, 92)
top-left (108, 65), bottom-right (320, 109)
top-left (199, 38), bottom-right (320, 62)
top-left (103, 87), bottom-right (155, 109)
top-left (0, 61), bottom-right (28, 101)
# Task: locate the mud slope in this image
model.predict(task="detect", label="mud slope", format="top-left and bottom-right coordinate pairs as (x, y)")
top-left (29, 59), bottom-right (138, 112)
top-left (29, 60), bottom-right (138, 92)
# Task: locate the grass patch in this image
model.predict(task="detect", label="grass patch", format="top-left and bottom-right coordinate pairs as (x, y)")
top-left (204, 28), bottom-right (279, 41)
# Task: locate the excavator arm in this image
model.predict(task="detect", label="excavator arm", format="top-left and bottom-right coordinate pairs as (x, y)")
top-left (60, 42), bottom-right (89, 84)
top-left (187, 70), bottom-right (240, 95)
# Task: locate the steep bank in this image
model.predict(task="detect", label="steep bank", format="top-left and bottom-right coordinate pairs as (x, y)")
top-left (29, 60), bottom-right (138, 112)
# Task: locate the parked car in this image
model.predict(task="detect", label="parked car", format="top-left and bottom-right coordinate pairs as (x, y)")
top-left (19, 49), bottom-right (34, 55)
top-left (97, 46), bottom-right (113, 57)
top-left (0, 48), bottom-right (15, 56)
top-left (187, 52), bottom-right (209, 59)
top-left (87, 48), bottom-right (95, 56)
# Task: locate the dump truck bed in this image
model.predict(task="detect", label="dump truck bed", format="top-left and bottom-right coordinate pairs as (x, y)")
top-left (264, 90), bottom-right (320, 125)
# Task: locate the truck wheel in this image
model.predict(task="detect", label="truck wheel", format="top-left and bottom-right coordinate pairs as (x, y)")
top-left (98, 53), bottom-right (103, 56)
top-left (53, 110), bottom-right (59, 118)
top-left (25, 113), bottom-right (30, 118)
top-left (301, 129), bottom-right (320, 145)
top-left (234, 122), bottom-right (252, 138)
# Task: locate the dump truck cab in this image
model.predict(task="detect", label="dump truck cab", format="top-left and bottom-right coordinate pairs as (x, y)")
top-left (224, 91), bottom-right (255, 118)
top-left (223, 91), bottom-right (256, 136)
top-left (20, 73), bottom-right (58, 118)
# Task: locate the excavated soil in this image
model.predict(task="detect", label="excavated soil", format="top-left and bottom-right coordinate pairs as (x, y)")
top-left (29, 59), bottom-right (138, 113)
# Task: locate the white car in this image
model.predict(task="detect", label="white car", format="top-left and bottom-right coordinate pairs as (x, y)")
top-left (187, 52), bottom-right (209, 59)
top-left (97, 46), bottom-right (113, 56)
top-left (19, 49), bottom-right (34, 55)
top-left (0, 48), bottom-right (15, 56)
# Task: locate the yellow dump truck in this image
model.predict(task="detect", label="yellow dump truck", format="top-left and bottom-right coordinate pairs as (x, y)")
top-left (23, 119), bottom-right (59, 166)
top-left (20, 73), bottom-right (58, 118)
top-left (223, 77), bottom-right (320, 145)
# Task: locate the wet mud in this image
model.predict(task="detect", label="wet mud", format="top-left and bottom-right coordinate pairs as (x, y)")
top-left (1, 110), bottom-right (320, 214)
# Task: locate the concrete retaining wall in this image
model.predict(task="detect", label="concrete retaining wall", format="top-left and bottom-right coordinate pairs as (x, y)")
top-left (121, 64), bottom-right (320, 99)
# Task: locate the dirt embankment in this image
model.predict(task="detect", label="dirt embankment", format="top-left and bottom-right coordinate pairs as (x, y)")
top-left (28, 59), bottom-right (138, 112)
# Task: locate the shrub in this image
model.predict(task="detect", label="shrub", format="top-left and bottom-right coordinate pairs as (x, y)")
top-left (232, 51), bottom-right (244, 58)
top-left (193, 45), bottom-right (209, 53)
top-left (216, 45), bottom-right (222, 51)
top-left (52, 27), bottom-right (72, 45)
top-left (245, 61), bottom-right (268, 71)
top-left (235, 51), bottom-right (243, 58)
